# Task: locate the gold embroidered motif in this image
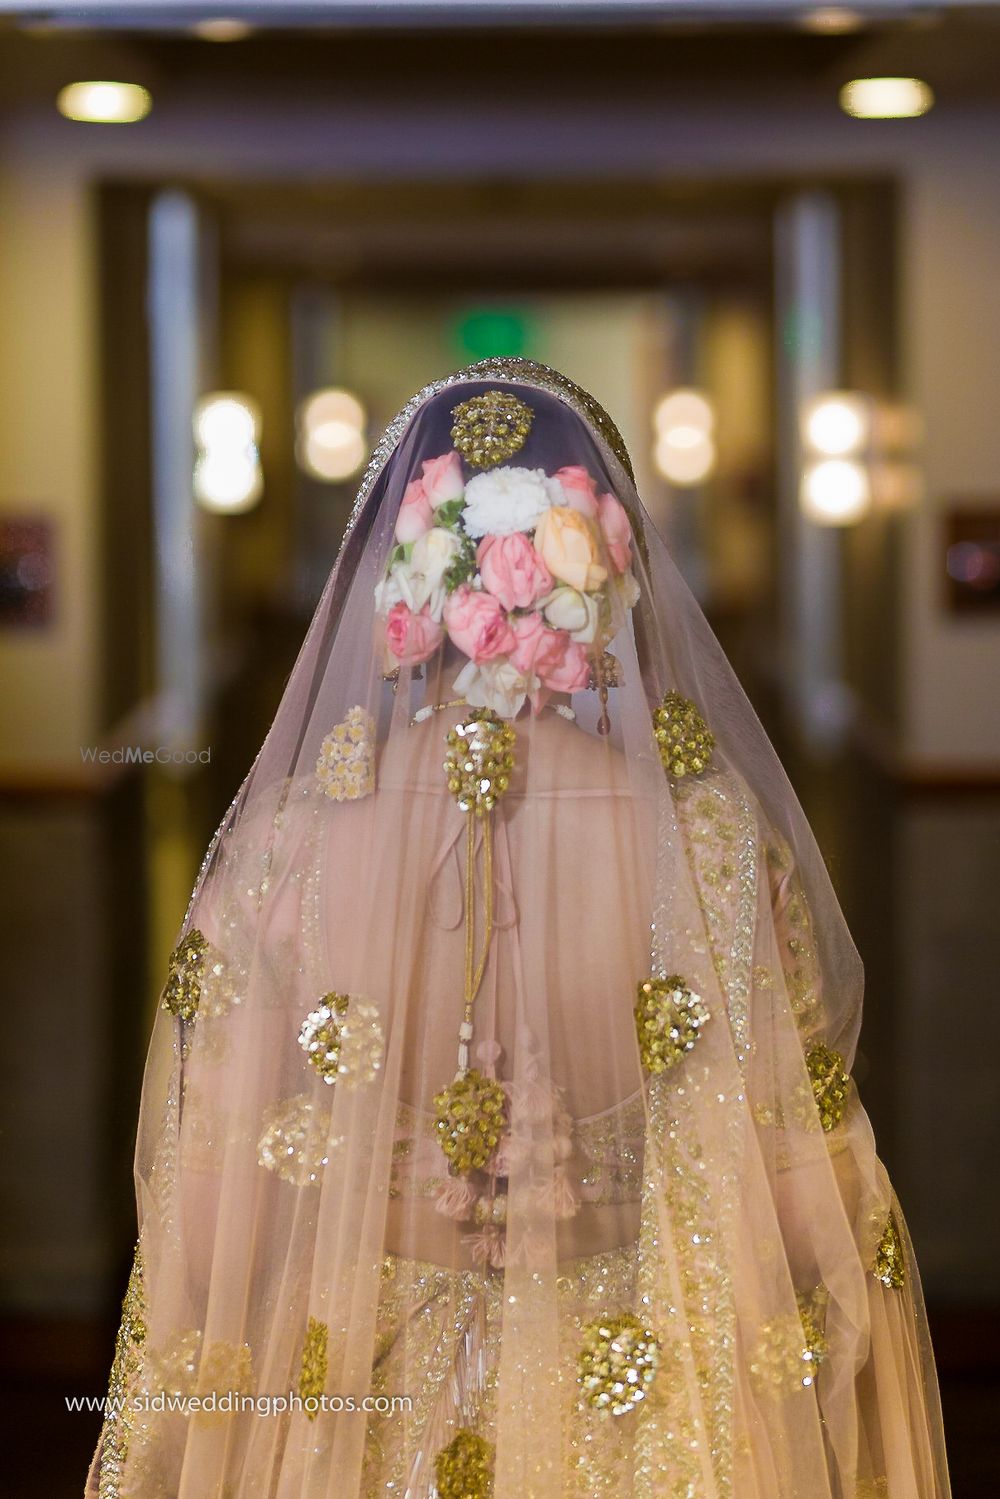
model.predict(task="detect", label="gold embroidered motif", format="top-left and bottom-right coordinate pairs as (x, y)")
top-left (444, 713), bottom-right (516, 814)
top-left (194, 1340), bottom-right (254, 1426)
top-left (804, 1043), bottom-right (851, 1132)
top-left (873, 1211), bottom-right (907, 1290)
top-left (434, 1428), bottom-right (495, 1498)
top-left (578, 1312), bottom-right (661, 1416)
top-left (161, 929), bottom-right (208, 1021)
top-left (298, 994), bottom-right (384, 1086)
top-left (652, 691), bottom-right (715, 778)
top-left (315, 706), bottom-right (376, 801)
top-left (450, 389), bottom-right (533, 468)
top-left (749, 1286), bottom-right (828, 1395)
top-left (298, 1316), bottom-right (328, 1419)
top-left (634, 975), bottom-right (709, 1073)
top-left (97, 1242), bottom-right (146, 1499)
top-left (434, 1070), bottom-right (507, 1173)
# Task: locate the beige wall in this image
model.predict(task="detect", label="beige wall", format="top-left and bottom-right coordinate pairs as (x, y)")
top-left (1, 98), bottom-right (998, 776)
top-left (0, 140), bottom-right (98, 776)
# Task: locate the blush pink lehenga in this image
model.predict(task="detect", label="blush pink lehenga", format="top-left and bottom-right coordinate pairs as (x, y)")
top-left (88, 361), bottom-right (950, 1499)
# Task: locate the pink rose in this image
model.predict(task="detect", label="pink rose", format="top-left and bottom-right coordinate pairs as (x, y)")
top-left (508, 616), bottom-right (590, 693)
top-left (421, 450), bottom-right (465, 508)
top-left (443, 586), bottom-right (515, 664)
top-left (385, 602), bottom-right (443, 664)
top-left (507, 611), bottom-right (547, 675)
top-left (597, 492), bottom-right (632, 574)
top-left (477, 533), bottom-right (553, 612)
top-left (395, 479), bottom-right (433, 542)
top-left (552, 465), bottom-right (599, 518)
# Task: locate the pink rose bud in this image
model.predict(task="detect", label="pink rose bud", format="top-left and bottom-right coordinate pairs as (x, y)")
top-left (421, 450), bottom-right (465, 508)
top-left (597, 492), bottom-right (633, 574)
top-left (551, 465), bottom-right (599, 518)
top-left (394, 479), bottom-right (434, 542)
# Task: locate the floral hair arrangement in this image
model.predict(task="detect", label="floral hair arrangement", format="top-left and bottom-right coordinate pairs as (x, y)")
top-left (374, 451), bottom-right (640, 718)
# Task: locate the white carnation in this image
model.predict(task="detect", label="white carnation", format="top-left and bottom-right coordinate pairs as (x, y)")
top-left (461, 467), bottom-right (554, 538)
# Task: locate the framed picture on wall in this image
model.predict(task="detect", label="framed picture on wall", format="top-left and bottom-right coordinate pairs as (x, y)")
top-left (0, 515), bottom-right (55, 628)
top-left (944, 508), bottom-right (1000, 614)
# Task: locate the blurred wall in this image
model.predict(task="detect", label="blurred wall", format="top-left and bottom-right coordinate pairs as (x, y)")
top-left (1, 96), bottom-right (998, 780)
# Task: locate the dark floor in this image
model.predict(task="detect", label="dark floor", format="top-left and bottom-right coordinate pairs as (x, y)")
top-left (2, 1310), bottom-right (996, 1498)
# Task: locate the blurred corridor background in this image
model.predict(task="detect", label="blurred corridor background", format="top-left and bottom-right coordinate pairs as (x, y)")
top-left (0, 1), bottom-right (998, 1492)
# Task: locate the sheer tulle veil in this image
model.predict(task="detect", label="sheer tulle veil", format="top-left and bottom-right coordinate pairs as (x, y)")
top-left (88, 360), bottom-right (949, 1499)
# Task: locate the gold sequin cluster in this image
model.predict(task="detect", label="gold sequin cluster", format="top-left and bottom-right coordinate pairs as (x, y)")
top-left (805, 1042), bottom-right (851, 1132)
top-left (433, 1068), bottom-right (507, 1172)
top-left (577, 1311), bottom-right (661, 1416)
top-left (444, 714), bottom-right (516, 814)
top-left (161, 929), bottom-right (208, 1022)
top-left (634, 975), bottom-right (710, 1074)
top-left (298, 993), bottom-right (385, 1086)
top-left (873, 1211), bottom-right (906, 1291)
top-left (298, 1316), bottom-right (328, 1419)
top-left (749, 1286), bottom-right (828, 1396)
top-left (450, 389), bottom-right (534, 468)
top-left (315, 706), bottom-right (376, 801)
top-left (653, 691), bottom-right (715, 779)
top-left (434, 1428), bottom-right (494, 1499)
top-left (257, 1094), bottom-right (331, 1185)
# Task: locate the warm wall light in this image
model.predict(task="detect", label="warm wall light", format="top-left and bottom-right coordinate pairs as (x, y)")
top-left (652, 388), bottom-right (716, 485)
top-left (297, 387), bottom-right (368, 482)
top-left (653, 388), bottom-right (714, 437)
top-left (839, 77), bottom-right (934, 119)
top-left (654, 432), bottom-right (717, 486)
top-left (800, 459), bottom-right (871, 525)
top-left (192, 18), bottom-right (254, 42)
top-left (57, 81), bottom-right (152, 124)
top-left (798, 7), bottom-right (864, 33)
top-left (193, 392), bottom-right (262, 513)
top-left (802, 392), bottom-right (871, 457)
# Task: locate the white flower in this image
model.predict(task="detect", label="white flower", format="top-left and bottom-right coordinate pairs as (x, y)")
top-left (378, 528), bottom-right (461, 623)
top-left (461, 467), bottom-right (555, 538)
top-left (411, 527), bottom-right (462, 591)
top-left (373, 570), bottom-right (404, 615)
top-left (453, 658), bottom-right (538, 720)
top-left (541, 585), bottom-right (600, 644)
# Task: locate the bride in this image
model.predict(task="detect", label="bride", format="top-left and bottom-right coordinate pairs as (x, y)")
top-left (88, 360), bottom-right (950, 1499)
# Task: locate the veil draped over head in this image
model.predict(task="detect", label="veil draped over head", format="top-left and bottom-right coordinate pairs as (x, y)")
top-left (88, 360), bottom-right (949, 1499)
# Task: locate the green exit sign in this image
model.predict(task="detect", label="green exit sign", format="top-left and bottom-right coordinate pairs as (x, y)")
top-left (453, 308), bottom-right (534, 361)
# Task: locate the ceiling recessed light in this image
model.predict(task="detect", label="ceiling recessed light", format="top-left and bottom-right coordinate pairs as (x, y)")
top-left (839, 76), bottom-right (934, 119)
top-left (799, 7), bottom-right (864, 34)
top-left (192, 18), bottom-right (254, 42)
top-left (56, 81), bottom-right (152, 124)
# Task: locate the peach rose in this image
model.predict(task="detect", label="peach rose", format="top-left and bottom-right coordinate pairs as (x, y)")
top-left (385, 602), bottom-right (444, 663)
top-left (395, 479), bottom-right (433, 542)
top-left (551, 465), bottom-right (599, 518)
top-left (597, 492), bottom-right (632, 574)
top-left (443, 586), bottom-right (515, 664)
top-left (421, 450), bottom-right (465, 508)
top-left (477, 532), bottom-right (553, 612)
top-left (533, 506), bottom-right (607, 593)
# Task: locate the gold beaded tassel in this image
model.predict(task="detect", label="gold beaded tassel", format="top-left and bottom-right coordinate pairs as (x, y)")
top-left (444, 713), bottom-right (514, 1078)
top-left (435, 714), bottom-right (515, 1175)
